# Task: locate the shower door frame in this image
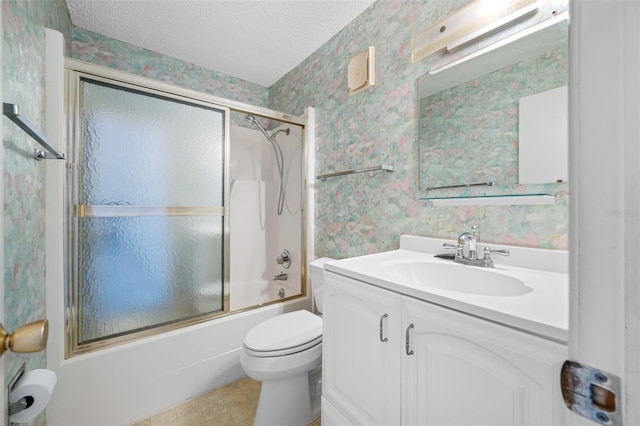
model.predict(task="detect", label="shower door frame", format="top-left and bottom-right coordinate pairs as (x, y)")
top-left (66, 69), bottom-right (231, 355)
top-left (63, 59), bottom-right (310, 358)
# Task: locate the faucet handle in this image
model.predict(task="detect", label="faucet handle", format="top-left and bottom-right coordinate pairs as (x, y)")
top-left (483, 246), bottom-right (510, 258)
top-left (276, 249), bottom-right (291, 269)
top-left (443, 242), bottom-right (463, 257)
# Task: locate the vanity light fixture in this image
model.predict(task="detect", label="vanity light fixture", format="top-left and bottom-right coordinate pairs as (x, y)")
top-left (412, 0), bottom-right (539, 62)
top-left (446, 2), bottom-right (539, 51)
top-left (427, 10), bottom-right (567, 78)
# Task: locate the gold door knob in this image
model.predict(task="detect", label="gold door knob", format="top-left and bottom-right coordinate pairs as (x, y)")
top-left (0, 319), bottom-right (49, 357)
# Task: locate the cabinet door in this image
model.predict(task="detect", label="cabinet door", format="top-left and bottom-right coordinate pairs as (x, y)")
top-left (323, 272), bottom-right (402, 426)
top-left (402, 297), bottom-right (567, 426)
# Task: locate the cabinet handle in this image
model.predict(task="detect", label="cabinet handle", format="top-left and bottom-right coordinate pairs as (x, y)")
top-left (379, 313), bottom-right (389, 342)
top-left (405, 323), bottom-right (414, 355)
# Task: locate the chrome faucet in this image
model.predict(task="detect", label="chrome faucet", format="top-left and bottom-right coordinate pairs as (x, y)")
top-left (457, 231), bottom-right (478, 260)
top-left (273, 272), bottom-right (288, 281)
top-left (441, 226), bottom-right (510, 268)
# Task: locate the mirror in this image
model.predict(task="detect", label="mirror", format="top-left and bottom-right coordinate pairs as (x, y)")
top-left (418, 15), bottom-right (568, 191)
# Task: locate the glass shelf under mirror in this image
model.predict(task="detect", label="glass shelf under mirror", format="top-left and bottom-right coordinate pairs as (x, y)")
top-left (420, 194), bottom-right (555, 207)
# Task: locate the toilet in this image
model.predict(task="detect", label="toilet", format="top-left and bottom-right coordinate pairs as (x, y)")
top-left (240, 257), bottom-right (333, 426)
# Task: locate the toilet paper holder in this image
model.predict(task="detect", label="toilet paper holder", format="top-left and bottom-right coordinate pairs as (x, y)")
top-left (7, 363), bottom-right (57, 424)
top-left (7, 363), bottom-right (27, 423)
top-left (0, 319), bottom-right (49, 358)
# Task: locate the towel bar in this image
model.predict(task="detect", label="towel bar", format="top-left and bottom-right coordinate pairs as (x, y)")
top-left (317, 164), bottom-right (395, 181)
top-left (3, 103), bottom-right (66, 161)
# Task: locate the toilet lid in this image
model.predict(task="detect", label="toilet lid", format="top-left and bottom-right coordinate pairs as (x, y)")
top-left (244, 310), bottom-right (322, 356)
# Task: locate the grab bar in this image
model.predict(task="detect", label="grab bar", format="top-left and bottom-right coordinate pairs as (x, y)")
top-left (3, 103), bottom-right (66, 161)
top-left (317, 164), bottom-right (395, 181)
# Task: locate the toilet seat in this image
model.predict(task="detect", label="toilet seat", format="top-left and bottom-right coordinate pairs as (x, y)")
top-left (243, 310), bottom-right (322, 357)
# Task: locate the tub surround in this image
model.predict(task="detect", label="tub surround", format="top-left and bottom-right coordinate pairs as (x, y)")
top-left (229, 124), bottom-right (304, 311)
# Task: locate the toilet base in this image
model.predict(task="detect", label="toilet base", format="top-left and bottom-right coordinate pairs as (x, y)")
top-left (254, 373), bottom-right (318, 426)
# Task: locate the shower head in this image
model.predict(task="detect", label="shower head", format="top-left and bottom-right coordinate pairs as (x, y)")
top-left (245, 115), bottom-right (289, 139)
top-left (245, 115), bottom-right (270, 137)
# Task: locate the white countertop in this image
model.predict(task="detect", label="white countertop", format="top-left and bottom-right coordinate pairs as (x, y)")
top-left (324, 235), bottom-right (569, 343)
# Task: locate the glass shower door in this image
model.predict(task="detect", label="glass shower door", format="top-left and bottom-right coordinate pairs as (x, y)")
top-left (70, 77), bottom-right (227, 352)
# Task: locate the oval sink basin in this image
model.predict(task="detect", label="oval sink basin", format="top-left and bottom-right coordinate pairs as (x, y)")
top-left (380, 260), bottom-right (532, 297)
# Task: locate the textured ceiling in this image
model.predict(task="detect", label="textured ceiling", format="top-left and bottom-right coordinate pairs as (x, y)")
top-left (66, 0), bottom-right (376, 87)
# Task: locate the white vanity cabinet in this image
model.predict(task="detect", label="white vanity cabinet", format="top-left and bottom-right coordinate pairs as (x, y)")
top-left (322, 271), bottom-right (568, 426)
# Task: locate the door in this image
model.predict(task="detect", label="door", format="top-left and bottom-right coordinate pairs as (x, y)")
top-left (322, 272), bottom-right (402, 425)
top-left (66, 73), bottom-right (228, 355)
top-left (0, 3), bottom-right (5, 423)
top-left (569, 1), bottom-right (640, 424)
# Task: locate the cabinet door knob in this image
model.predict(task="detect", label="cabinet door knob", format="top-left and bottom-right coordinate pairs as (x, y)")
top-left (405, 323), bottom-right (415, 355)
top-left (379, 313), bottom-right (389, 342)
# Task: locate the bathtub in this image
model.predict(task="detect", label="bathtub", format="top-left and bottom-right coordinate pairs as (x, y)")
top-left (47, 289), bottom-right (311, 426)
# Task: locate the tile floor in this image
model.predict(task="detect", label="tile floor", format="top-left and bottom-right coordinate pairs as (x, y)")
top-left (131, 376), bottom-right (321, 426)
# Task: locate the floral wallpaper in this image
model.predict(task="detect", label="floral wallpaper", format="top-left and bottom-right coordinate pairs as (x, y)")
top-left (269, 0), bottom-right (570, 258)
top-left (71, 27), bottom-right (269, 127)
top-left (2, 0), bottom-right (72, 423)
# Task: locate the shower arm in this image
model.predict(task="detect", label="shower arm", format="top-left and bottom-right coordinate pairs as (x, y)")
top-left (270, 128), bottom-right (290, 138)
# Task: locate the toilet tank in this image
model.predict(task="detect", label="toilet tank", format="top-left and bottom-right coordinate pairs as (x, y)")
top-left (309, 257), bottom-right (334, 314)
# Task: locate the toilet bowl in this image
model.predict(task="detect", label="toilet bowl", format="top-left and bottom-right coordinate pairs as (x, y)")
top-left (240, 257), bottom-right (333, 426)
